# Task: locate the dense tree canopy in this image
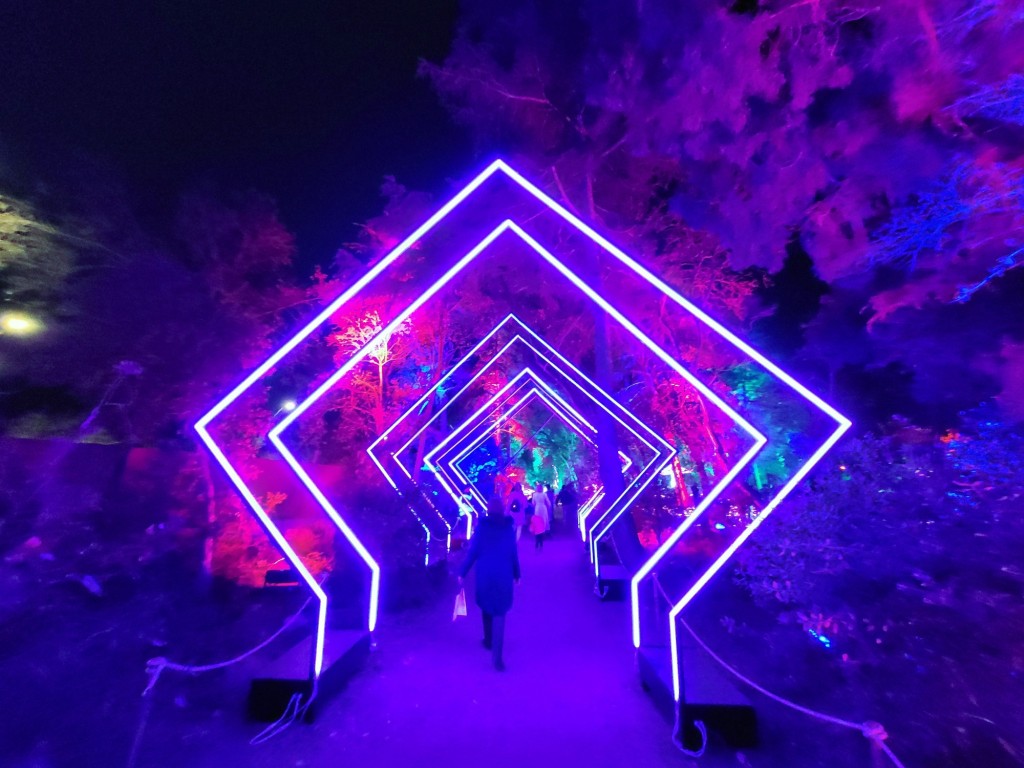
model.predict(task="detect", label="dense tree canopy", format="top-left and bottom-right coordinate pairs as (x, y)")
top-left (421, 0), bottom-right (1024, 427)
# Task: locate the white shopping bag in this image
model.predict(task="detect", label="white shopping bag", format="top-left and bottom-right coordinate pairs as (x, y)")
top-left (453, 588), bottom-right (467, 621)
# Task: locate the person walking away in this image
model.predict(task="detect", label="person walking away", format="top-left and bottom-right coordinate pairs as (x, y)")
top-left (506, 482), bottom-right (527, 541)
top-left (531, 482), bottom-right (551, 550)
top-left (459, 495), bottom-right (520, 671)
top-left (557, 483), bottom-right (578, 532)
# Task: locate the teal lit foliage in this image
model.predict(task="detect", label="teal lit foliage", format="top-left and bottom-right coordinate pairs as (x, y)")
top-left (675, 443), bottom-right (700, 496)
top-left (501, 413), bottom-right (582, 489)
top-left (532, 423), bottom-right (581, 488)
top-left (461, 441), bottom-right (499, 485)
top-left (723, 363), bottom-right (807, 494)
top-left (527, 446), bottom-right (552, 488)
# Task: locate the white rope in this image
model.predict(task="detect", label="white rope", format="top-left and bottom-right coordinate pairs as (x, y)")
top-left (144, 593), bottom-right (316, 693)
top-left (678, 619), bottom-right (907, 768)
top-left (249, 679), bottom-right (318, 746)
top-left (672, 706), bottom-right (707, 758)
top-left (130, 590), bottom-right (321, 767)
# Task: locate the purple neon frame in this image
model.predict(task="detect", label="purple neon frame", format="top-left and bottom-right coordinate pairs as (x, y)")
top-left (447, 390), bottom-right (632, 492)
top-left (221, 215), bottom-right (763, 678)
top-left (439, 386), bottom-right (608, 515)
top-left (419, 364), bottom-right (675, 574)
top-left (440, 380), bottom-right (640, 553)
top-left (424, 370), bottom-right (642, 515)
top-left (432, 380), bottom-right (631, 517)
top-left (269, 219), bottom-right (762, 649)
top-left (410, 362), bottom-right (640, 507)
top-left (379, 317), bottom-right (665, 486)
top-left (369, 315), bottom-right (669, 556)
top-left (198, 160), bottom-right (846, 695)
top-left (426, 369), bottom-right (673, 575)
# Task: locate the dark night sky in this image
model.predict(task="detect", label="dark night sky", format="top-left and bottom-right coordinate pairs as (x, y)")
top-left (0, 1), bottom-right (473, 264)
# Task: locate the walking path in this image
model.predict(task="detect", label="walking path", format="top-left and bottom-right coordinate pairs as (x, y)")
top-left (132, 530), bottom-right (877, 768)
top-left (158, 529), bottom-right (701, 768)
top-left (275, 531), bottom-right (702, 767)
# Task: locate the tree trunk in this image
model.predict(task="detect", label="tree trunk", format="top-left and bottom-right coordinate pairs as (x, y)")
top-left (579, 168), bottom-right (644, 570)
top-left (591, 299), bottom-right (645, 570)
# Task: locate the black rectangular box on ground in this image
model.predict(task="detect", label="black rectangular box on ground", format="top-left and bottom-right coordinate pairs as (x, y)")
top-left (247, 678), bottom-right (314, 723)
top-left (246, 629), bottom-right (371, 723)
top-left (596, 564), bottom-right (628, 601)
top-left (638, 643), bottom-right (757, 750)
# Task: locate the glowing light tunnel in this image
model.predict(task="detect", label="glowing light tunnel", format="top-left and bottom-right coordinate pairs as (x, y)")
top-left (431, 378), bottom-right (633, 519)
top-left (446, 389), bottom-right (632, 499)
top-left (370, 316), bottom-right (672, 572)
top-left (270, 219), bottom-right (761, 661)
top-left (421, 371), bottom-right (645, 553)
top-left (198, 160), bottom-right (846, 693)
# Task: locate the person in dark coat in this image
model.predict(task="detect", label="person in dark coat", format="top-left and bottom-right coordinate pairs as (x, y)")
top-left (557, 482), bottom-right (579, 531)
top-left (458, 494), bottom-right (521, 670)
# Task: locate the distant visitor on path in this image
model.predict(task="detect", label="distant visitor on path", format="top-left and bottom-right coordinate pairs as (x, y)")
top-left (557, 482), bottom-right (578, 530)
top-left (505, 482), bottom-right (527, 541)
top-left (530, 482), bottom-right (551, 550)
top-left (458, 494), bottom-right (521, 671)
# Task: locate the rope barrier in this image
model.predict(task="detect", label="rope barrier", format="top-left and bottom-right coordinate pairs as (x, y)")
top-left (129, 591), bottom-right (320, 767)
top-left (145, 591), bottom-right (315, 688)
top-left (672, 707), bottom-right (707, 758)
top-left (677, 618), bottom-right (907, 768)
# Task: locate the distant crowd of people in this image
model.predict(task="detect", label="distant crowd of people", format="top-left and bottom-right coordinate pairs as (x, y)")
top-left (458, 479), bottom-right (580, 670)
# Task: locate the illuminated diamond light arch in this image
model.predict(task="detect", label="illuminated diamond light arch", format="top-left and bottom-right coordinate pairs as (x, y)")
top-left (433, 383), bottom-right (632, 523)
top-left (197, 160), bottom-right (849, 696)
top-left (372, 315), bottom-right (662, 491)
top-left (427, 375), bottom-right (641, 519)
top-left (428, 377), bottom-right (630, 511)
top-left (368, 317), bottom-right (671, 560)
top-left (272, 220), bottom-right (764, 678)
top-left (273, 217), bottom-right (761, 593)
top-left (373, 319), bottom-right (662, 557)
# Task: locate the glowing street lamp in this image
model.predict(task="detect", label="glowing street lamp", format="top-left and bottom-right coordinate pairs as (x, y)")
top-left (0, 311), bottom-right (43, 336)
top-left (274, 399), bottom-right (298, 417)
